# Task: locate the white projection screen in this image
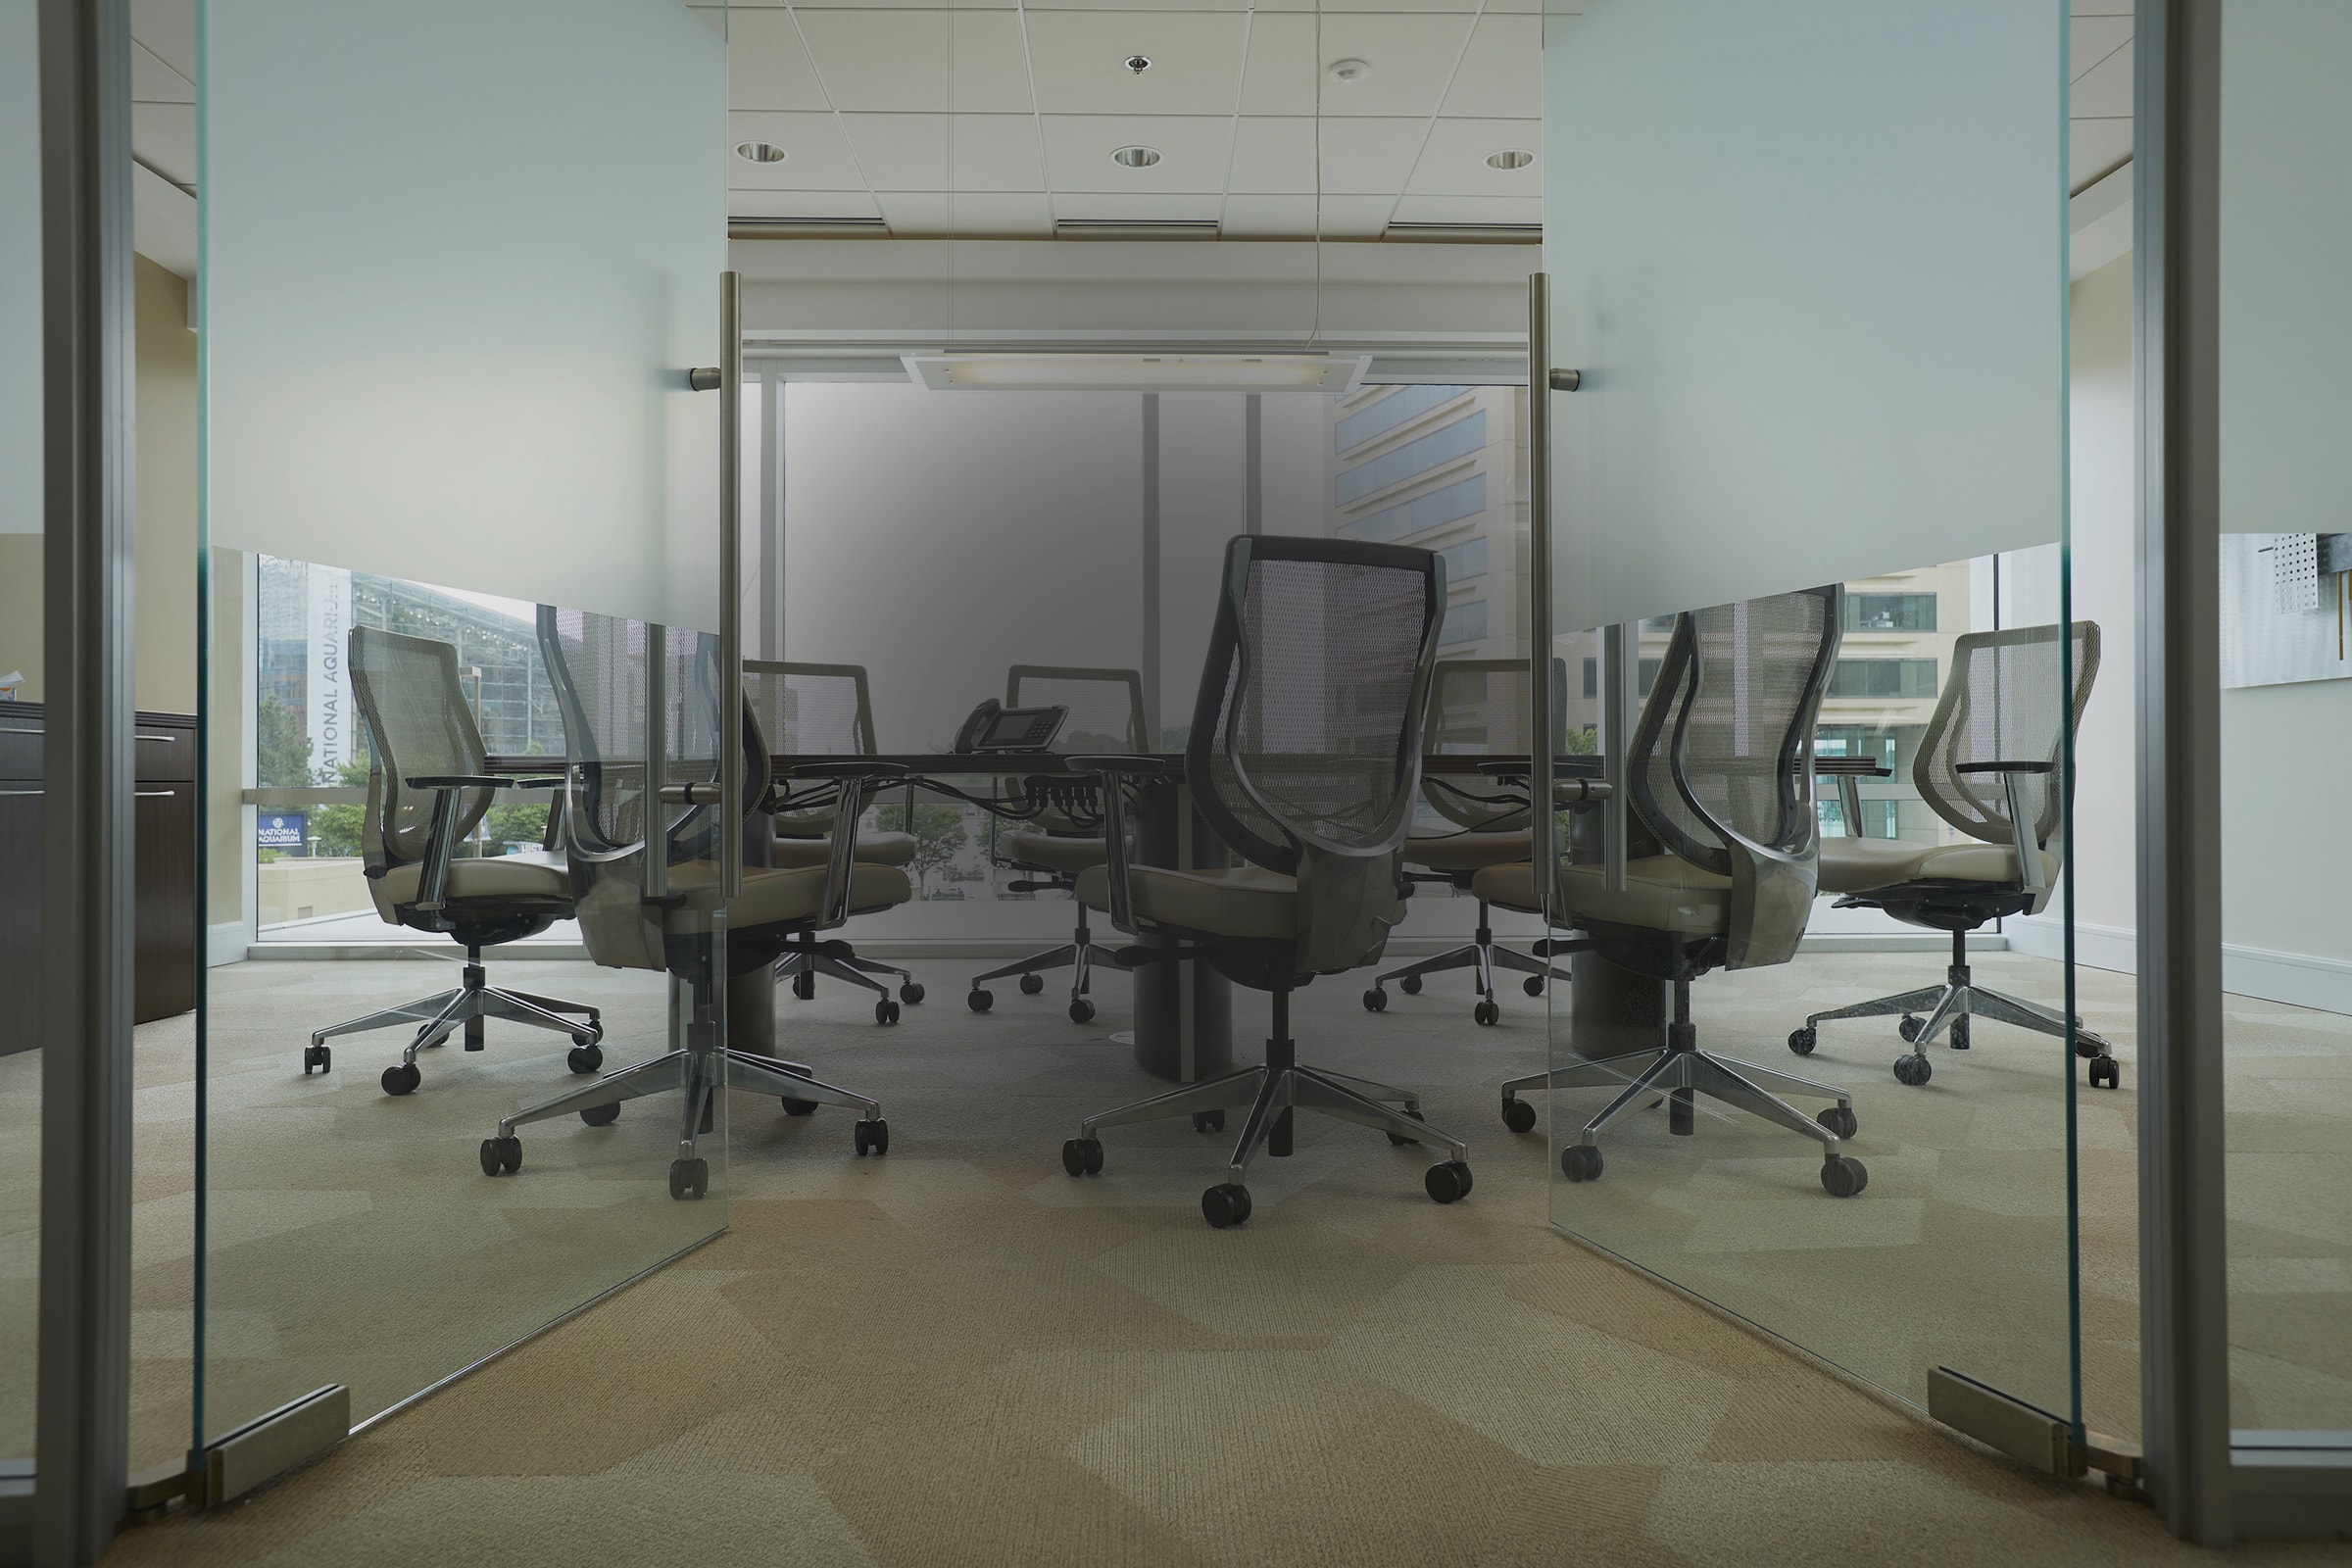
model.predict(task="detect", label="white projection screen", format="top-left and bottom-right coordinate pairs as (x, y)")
top-left (1541, 0), bottom-right (2067, 632)
top-left (202, 0), bottom-right (726, 630)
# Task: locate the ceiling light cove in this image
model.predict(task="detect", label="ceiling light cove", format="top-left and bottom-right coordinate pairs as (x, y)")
top-left (733, 141), bottom-right (787, 165)
top-left (1486, 149), bottom-right (1536, 172)
top-left (1326, 59), bottom-right (1372, 85)
top-left (1110, 145), bottom-right (1162, 170)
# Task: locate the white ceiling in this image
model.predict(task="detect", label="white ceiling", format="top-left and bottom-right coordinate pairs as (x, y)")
top-left (122, 0), bottom-right (2135, 249)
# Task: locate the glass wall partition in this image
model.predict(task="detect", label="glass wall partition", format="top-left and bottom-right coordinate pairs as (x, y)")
top-left (194, 0), bottom-right (736, 1471)
top-left (2216, 0), bottom-right (2352, 1453)
top-left (1533, 0), bottom-right (2106, 1446)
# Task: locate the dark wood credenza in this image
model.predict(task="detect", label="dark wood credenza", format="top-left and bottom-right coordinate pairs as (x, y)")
top-left (0, 704), bottom-right (200, 1054)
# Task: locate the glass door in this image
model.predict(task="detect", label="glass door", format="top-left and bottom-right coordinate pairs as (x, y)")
top-left (1531, 0), bottom-right (2108, 1455)
top-left (192, 0), bottom-right (737, 1483)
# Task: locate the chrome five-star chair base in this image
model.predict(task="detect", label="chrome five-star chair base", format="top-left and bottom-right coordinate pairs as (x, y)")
top-left (480, 1015), bottom-right (889, 1201)
top-left (1060, 989), bottom-right (1472, 1228)
top-left (1364, 896), bottom-right (1571, 1026)
top-left (968, 902), bottom-right (1121, 1025)
top-left (775, 929), bottom-right (919, 1023)
top-left (306, 946), bottom-right (605, 1098)
top-left (1502, 981), bottom-right (1868, 1199)
top-left (1788, 932), bottom-right (2120, 1090)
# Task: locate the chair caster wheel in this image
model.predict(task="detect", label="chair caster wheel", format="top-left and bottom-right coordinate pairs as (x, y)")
top-left (854, 1118), bottom-right (890, 1156)
top-left (479, 1136), bottom-right (521, 1177)
top-left (967, 989), bottom-right (994, 1012)
top-left (1069, 999), bottom-right (1096, 1025)
top-left (578, 1102), bottom-right (619, 1127)
top-left (1191, 1110), bottom-right (1225, 1134)
top-left (1473, 1000), bottom-right (1500, 1027)
top-left (1018, 973), bottom-right (1046, 995)
top-left (1398, 974), bottom-right (1423, 996)
top-left (566, 1044), bottom-right (603, 1074)
top-left (1893, 1054), bottom-right (1932, 1087)
top-left (1062, 1137), bottom-right (1103, 1176)
top-left (667, 1156), bottom-right (709, 1200)
top-left (901, 982), bottom-right (924, 1004)
top-left (1898, 1014), bottom-right (1923, 1044)
top-left (1524, 976), bottom-right (1545, 998)
top-left (1949, 1018), bottom-right (1971, 1051)
top-left (381, 1062), bottom-right (421, 1097)
top-left (1821, 1154), bottom-right (1869, 1198)
top-left (1201, 1182), bottom-right (1252, 1228)
top-left (1387, 1106), bottom-right (1427, 1147)
top-left (874, 999), bottom-right (901, 1025)
top-left (780, 1097), bottom-right (818, 1116)
top-left (1425, 1160), bottom-right (1473, 1204)
top-left (2087, 1056), bottom-right (2121, 1090)
top-left (1501, 1097), bottom-right (1538, 1134)
top-left (1560, 1145), bottom-right (1603, 1183)
top-left (2075, 1029), bottom-right (2111, 1061)
top-left (1362, 987), bottom-right (1388, 1012)
top-left (791, 970), bottom-right (815, 1002)
top-left (303, 1043), bottom-right (332, 1075)
top-left (1816, 1104), bottom-right (1858, 1140)
top-left (1788, 1026), bottom-right (1817, 1056)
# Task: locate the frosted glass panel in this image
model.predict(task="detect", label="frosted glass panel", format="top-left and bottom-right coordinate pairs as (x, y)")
top-left (203, 0), bottom-right (726, 631)
top-left (1541, 0), bottom-right (2066, 631)
top-left (0, 0), bottom-right (38, 538)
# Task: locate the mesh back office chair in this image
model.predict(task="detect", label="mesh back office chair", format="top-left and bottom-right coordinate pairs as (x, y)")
top-left (966, 665), bottom-right (1148, 1024)
top-left (744, 661), bottom-right (923, 1021)
top-left (477, 611), bottom-right (906, 1200)
top-left (305, 627), bottom-right (604, 1095)
top-left (1475, 587), bottom-right (1872, 1199)
top-left (1362, 658), bottom-right (1575, 1024)
top-left (1788, 621), bottom-right (2118, 1088)
top-left (1061, 536), bottom-right (1472, 1229)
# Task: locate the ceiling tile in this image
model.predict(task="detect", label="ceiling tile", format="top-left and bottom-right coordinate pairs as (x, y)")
top-left (1039, 115), bottom-right (1236, 194)
top-left (128, 0), bottom-right (193, 81)
top-left (130, 40), bottom-right (194, 105)
top-left (1311, 13), bottom-right (1478, 118)
top-left (1406, 118), bottom-right (1544, 198)
top-left (2071, 38), bottom-right (2132, 120)
top-left (1239, 13), bottom-right (1319, 117)
top-left (1319, 117), bottom-right (1433, 196)
top-left (1440, 14), bottom-right (1540, 119)
top-left (842, 113), bottom-right (1047, 191)
top-left (951, 115), bottom-right (1050, 191)
top-left (1051, 192), bottom-right (1223, 222)
top-left (728, 189), bottom-right (885, 220)
top-left (2070, 16), bottom-right (2132, 79)
top-left (2070, 116), bottom-right (2132, 194)
top-left (1388, 194), bottom-right (1542, 228)
top-left (1217, 193), bottom-right (1323, 237)
top-left (793, 10), bottom-right (1029, 113)
top-left (951, 12), bottom-right (1039, 113)
top-left (840, 113), bottom-right (951, 189)
top-left (875, 191), bottom-right (1053, 236)
top-left (1226, 118), bottom-right (1315, 194)
top-left (728, 11), bottom-right (828, 112)
top-left (130, 103), bottom-right (196, 188)
top-left (1022, 9), bottom-right (1250, 116)
top-left (726, 111), bottom-right (869, 190)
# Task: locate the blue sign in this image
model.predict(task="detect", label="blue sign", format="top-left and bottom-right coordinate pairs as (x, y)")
top-left (258, 811), bottom-right (308, 850)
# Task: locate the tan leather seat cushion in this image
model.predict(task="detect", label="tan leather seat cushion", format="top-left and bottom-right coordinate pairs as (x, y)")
top-left (1404, 829), bottom-right (1532, 874)
top-left (1472, 856), bottom-right (1734, 935)
top-left (1076, 862), bottom-right (1298, 941)
top-left (1818, 836), bottom-right (2059, 895)
top-left (663, 860), bottom-right (912, 927)
top-left (375, 852), bottom-right (571, 908)
top-left (768, 830), bottom-right (918, 869)
top-left (1001, 830), bottom-right (1108, 875)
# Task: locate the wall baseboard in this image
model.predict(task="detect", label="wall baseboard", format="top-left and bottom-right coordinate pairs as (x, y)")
top-left (2007, 913), bottom-right (2352, 1015)
top-left (208, 920), bottom-right (251, 969)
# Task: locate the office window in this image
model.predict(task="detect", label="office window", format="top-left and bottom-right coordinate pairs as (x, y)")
top-left (1334, 384), bottom-right (1473, 454)
top-left (1844, 592), bottom-right (1938, 632)
top-left (1827, 658), bottom-right (1937, 698)
top-left (1335, 472), bottom-right (1487, 545)
top-left (1580, 657), bottom-right (1664, 698)
top-left (1439, 598), bottom-right (1488, 647)
top-left (1434, 536), bottom-right (1488, 586)
top-left (1334, 411), bottom-right (1486, 506)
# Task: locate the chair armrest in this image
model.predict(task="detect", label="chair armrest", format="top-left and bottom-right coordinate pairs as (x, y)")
top-left (1065, 755), bottom-right (1166, 777)
top-left (401, 774), bottom-right (559, 910)
top-left (1956, 762), bottom-right (2054, 895)
top-left (1812, 757), bottom-right (1894, 778)
top-left (407, 772), bottom-right (549, 791)
top-left (1467, 760), bottom-right (1612, 804)
top-left (1064, 760), bottom-right (1159, 932)
top-left (658, 781), bottom-right (725, 806)
top-left (789, 760), bottom-right (912, 781)
top-left (776, 763), bottom-right (910, 926)
top-left (1954, 760), bottom-right (2055, 775)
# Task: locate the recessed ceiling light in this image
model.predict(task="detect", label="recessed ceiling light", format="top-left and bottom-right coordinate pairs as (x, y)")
top-left (1326, 59), bottom-right (1372, 85)
top-left (734, 141), bottom-right (787, 165)
top-left (1110, 145), bottom-right (1162, 169)
top-left (1486, 149), bottom-right (1536, 172)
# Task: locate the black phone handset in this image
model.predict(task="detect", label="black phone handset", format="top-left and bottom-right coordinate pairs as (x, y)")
top-left (954, 699), bottom-right (1004, 755)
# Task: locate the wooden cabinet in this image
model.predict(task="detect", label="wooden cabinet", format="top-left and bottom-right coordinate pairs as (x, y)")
top-left (0, 705), bottom-right (201, 1055)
